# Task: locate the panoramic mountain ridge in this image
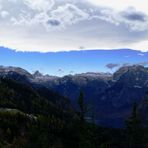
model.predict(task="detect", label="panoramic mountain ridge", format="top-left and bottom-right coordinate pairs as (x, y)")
top-left (0, 65), bottom-right (148, 127)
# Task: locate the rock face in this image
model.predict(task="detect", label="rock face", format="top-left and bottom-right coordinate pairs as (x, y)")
top-left (105, 65), bottom-right (148, 107)
top-left (33, 71), bottom-right (43, 78)
top-left (0, 66), bottom-right (33, 84)
top-left (0, 65), bottom-right (148, 127)
top-left (48, 73), bottom-right (112, 103)
top-left (94, 66), bottom-right (148, 127)
top-left (0, 66), bottom-right (33, 78)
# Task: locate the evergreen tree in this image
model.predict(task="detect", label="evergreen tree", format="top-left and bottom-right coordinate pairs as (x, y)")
top-left (78, 91), bottom-right (86, 122)
top-left (126, 103), bottom-right (143, 148)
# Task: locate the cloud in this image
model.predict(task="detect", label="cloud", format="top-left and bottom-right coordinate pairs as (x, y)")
top-left (122, 11), bottom-right (145, 22)
top-left (106, 63), bottom-right (119, 71)
top-left (47, 19), bottom-right (61, 26)
top-left (121, 62), bottom-right (148, 67)
top-left (87, 0), bottom-right (148, 14)
top-left (0, 10), bottom-right (9, 18)
top-left (58, 69), bottom-right (64, 73)
top-left (96, 8), bottom-right (148, 31)
top-left (47, 3), bottom-right (89, 28)
top-left (137, 62), bottom-right (148, 66)
top-left (122, 63), bottom-right (131, 67)
top-left (138, 53), bottom-right (145, 56)
top-left (23, 0), bottom-right (54, 11)
top-left (0, 0), bottom-right (148, 52)
top-left (120, 9), bottom-right (148, 31)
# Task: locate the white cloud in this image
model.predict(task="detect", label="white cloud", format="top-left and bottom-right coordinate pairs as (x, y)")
top-left (0, 10), bottom-right (9, 18)
top-left (87, 0), bottom-right (148, 14)
top-left (23, 0), bottom-right (54, 11)
top-left (0, 0), bottom-right (148, 52)
top-left (138, 53), bottom-right (145, 56)
top-left (47, 3), bottom-right (89, 29)
top-left (130, 40), bottom-right (148, 52)
top-left (94, 8), bottom-right (148, 31)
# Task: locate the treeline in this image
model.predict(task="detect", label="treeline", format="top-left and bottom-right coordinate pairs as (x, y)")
top-left (0, 109), bottom-right (131, 148)
top-left (0, 95), bottom-right (147, 148)
top-left (0, 77), bottom-right (148, 148)
top-left (76, 92), bottom-right (148, 148)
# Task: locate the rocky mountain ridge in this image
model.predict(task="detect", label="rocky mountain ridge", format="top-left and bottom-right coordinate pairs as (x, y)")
top-left (0, 65), bottom-right (148, 127)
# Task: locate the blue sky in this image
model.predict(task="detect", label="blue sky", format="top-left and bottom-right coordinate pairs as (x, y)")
top-left (0, 47), bottom-right (148, 76)
top-left (0, 0), bottom-right (148, 75)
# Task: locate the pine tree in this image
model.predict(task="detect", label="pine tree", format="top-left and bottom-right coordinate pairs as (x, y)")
top-left (78, 91), bottom-right (86, 122)
top-left (126, 103), bottom-right (143, 148)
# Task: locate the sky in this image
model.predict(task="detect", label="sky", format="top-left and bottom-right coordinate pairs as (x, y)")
top-left (0, 47), bottom-right (148, 76)
top-left (0, 0), bottom-right (148, 52)
top-left (0, 0), bottom-right (148, 75)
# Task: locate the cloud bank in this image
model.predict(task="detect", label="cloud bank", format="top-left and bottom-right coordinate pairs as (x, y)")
top-left (0, 0), bottom-right (148, 52)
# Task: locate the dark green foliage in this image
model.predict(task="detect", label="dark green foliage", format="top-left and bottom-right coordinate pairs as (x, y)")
top-left (125, 103), bottom-right (147, 148)
top-left (0, 110), bottom-right (66, 147)
top-left (0, 77), bottom-right (72, 117)
top-left (0, 77), bottom-right (148, 148)
top-left (77, 91), bottom-right (87, 122)
top-left (0, 106), bottom-right (148, 148)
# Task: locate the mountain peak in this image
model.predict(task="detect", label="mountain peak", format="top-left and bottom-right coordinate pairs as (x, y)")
top-left (33, 70), bottom-right (43, 77)
top-left (113, 65), bottom-right (148, 80)
top-left (0, 66), bottom-right (32, 78)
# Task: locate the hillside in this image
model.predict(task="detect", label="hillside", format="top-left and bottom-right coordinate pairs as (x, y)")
top-left (0, 65), bottom-right (148, 127)
top-left (0, 77), bottom-right (71, 117)
top-left (0, 65), bottom-right (148, 147)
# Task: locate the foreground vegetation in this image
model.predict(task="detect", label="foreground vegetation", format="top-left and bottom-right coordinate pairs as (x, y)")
top-left (0, 108), bottom-right (148, 148)
top-left (0, 77), bottom-right (148, 148)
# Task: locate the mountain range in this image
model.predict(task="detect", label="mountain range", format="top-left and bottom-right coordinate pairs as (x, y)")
top-left (0, 65), bottom-right (148, 127)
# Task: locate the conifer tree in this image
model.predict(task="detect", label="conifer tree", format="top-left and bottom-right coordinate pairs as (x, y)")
top-left (78, 91), bottom-right (86, 122)
top-left (126, 103), bottom-right (143, 148)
